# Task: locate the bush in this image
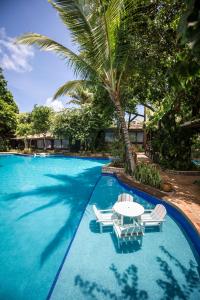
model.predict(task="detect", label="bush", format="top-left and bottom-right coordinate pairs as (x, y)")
top-left (134, 162), bottom-right (162, 189)
top-left (110, 139), bottom-right (125, 167)
top-left (0, 139), bottom-right (10, 151)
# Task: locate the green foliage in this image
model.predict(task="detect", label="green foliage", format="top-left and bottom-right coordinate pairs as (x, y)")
top-left (31, 105), bottom-right (53, 136)
top-left (0, 99), bottom-right (17, 138)
top-left (16, 113), bottom-right (32, 137)
top-left (150, 111), bottom-right (196, 170)
top-left (67, 86), bottom-right (93, 106)
top-left (0, 68), bottom-right (18, 112)
top-left (0, 69), bottom-right (18, 141)
top-left (192, 134), bottom-right (200, 158)
top-left (135, 163), bottom-right (162, 189)
top-left (52, 104), bottom-right (111, 151)
top-left (110, 138), bottom-right (125, 167)
top-left (179, 0), bottom-right (200, 58)
top-left (16, 113), bottom-right (33, 149)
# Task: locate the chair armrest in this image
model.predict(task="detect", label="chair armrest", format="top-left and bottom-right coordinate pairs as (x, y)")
top-left (144, 209), bottom-right (153, 213)
top-left (142, 219), bottom-right (165, 223)
top-left (96, 219), bottom-right (114, 223)
top-left (100, 209), bottom-right (113, 213)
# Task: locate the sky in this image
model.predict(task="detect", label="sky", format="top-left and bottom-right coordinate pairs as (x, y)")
top-left (0, 0), bottom-right (75, 112)
top-left (0, 0), bottom-right (144, 117)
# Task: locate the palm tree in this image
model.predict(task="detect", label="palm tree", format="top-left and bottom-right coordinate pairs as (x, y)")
top-left (18, 0), bottom-right (136, 173)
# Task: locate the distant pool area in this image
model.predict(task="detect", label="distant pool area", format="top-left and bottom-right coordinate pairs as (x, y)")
top-left (193, 159), bottom-right (200, 166)
top-left (0, 155), bottom-right (200, 300)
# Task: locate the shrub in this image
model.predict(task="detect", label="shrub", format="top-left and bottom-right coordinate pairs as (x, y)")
top-left (134, 162), bottom-right (162, 189)
top-left (110, 139), bottom-right (125, 167)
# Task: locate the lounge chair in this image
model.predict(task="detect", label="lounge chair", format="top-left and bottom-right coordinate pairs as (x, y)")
top-left (34, 153), bottom-right (48, 157)
top-left (117, 193), bottom-right (134, 202)
top-left (113, 221), bottom-right (144, 248)
top-left (140, 204), bottom-right (166, 230)
top-left (92, 205), bottom-right (116, 233)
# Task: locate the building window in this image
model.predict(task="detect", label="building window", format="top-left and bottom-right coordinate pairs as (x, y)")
top-left (137, 132), bottom-right (144, 143)
top-left (54, 139), bottom-right (62, 149)
top-left (129, 132), bottom-right (137, 143)
top-left (62, 139), bottom-right (69, 148)
top-left (37, 139), bottom-right (44, 149)
top-left (105, 132), bottom-right (115, 142)
top-left (46, 140), bottom-right (52, 149)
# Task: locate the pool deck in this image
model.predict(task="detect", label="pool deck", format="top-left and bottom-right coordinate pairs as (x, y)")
top-left (114, 153), bottom-right (200, 235)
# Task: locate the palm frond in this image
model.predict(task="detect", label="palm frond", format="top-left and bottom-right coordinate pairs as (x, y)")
top-left (53, 80), bottom-right (91, 99)
top-left (50, 0), bottom-right (104, 70)
top-left (17, 33), bottom-right (96, 78)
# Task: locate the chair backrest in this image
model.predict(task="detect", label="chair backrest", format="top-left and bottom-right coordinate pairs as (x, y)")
top-left (92, 205), bottom-right (101, 220)
top-left (151, 204), bottom-right (166, 220)
top-left (119, 223), bottom-right (136, 237)
top-left (117, 193), bottom-right (134, 202)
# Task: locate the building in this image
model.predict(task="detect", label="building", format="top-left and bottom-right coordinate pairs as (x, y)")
top-left (11, 122), bottom-right (144, 151)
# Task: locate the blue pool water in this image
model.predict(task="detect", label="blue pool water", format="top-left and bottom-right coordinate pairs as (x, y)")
top-left (51, 176), bottom-right (200, 300)
top-left (193, 159), bottom-right (200, 167)
top-left (0, 155), bottom-right (108, 300)
top-left (0, 155), bottom-right (200, 300)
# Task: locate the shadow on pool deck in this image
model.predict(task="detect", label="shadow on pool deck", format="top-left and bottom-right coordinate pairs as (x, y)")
top-left (3, 165), bottom-right (102, 266)
top-left (74, 247), bottom-right (200, 300)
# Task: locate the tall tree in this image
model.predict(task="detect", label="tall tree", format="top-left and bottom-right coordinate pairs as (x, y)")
top-left (18, 0), bottom-right (138, 173)
top-left (0, 68), bottom-right (18, 146)
top-left (52, 103), bottom-right (111, 151)
top-left (31, 105), bottom-right (53, 150)
top-left (16, 113), bottom-right (33, 149)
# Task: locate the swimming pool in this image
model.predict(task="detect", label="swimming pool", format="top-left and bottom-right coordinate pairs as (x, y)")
top-left (0, 155), bottom-right (108, 300)
top-left (0, 155), bottom-right (199, 300)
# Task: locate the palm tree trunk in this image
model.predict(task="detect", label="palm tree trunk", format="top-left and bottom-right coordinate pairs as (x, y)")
top-left (114, 101), bottom-right (136, 174)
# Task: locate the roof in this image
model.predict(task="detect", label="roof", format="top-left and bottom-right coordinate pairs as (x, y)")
top-left (13, 133), bottom-right (54, 140)
top-left (180, 119), bottom-right (200, 129)
top-left (107, 121), bottom-right (144, 131)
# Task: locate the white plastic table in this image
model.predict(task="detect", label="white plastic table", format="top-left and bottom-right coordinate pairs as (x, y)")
top-left (113, 201), bottom-right (144, 224)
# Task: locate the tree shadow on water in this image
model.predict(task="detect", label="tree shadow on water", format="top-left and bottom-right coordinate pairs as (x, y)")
top-left (4, 166), bottom-right (101, 266)
top-left (73, 246), bottom-right (200, 300)
top-left (156, 246), bottom-right (200, 300)
top-left (74, 264), bottom-right (149, 300)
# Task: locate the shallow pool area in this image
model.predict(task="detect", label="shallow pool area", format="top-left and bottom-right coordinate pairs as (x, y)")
top-left (0, 155), bottom-right (200, 300)
top-left (50, 175), bottom-right (200, 300)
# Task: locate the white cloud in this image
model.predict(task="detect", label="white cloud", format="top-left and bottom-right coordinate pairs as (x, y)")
top-left (45, 97), bottom-right (64, 112)
top-left (0, 27), bottom-right (34, 73)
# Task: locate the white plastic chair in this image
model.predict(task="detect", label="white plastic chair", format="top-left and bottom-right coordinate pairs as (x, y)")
top-left (92, 205), bottom-right (116, 233)
top-left (117, 193), bottom-right (134, 202)
top-left (113, 221), bottom-right (144, 248)
top-left (140, 204), bottom-right (166, 230)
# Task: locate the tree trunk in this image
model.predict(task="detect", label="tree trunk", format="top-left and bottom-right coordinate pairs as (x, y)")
top-left (24, 138), bottom-right (28, 150)
top-left (143, 106), bottom-right (147, 150)
top-left (114, 101), bottom-right (136, 174)
top-left (43, 135), bottom-right (46, 150)
top-left (128, 113), bottom-right (131, 130)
